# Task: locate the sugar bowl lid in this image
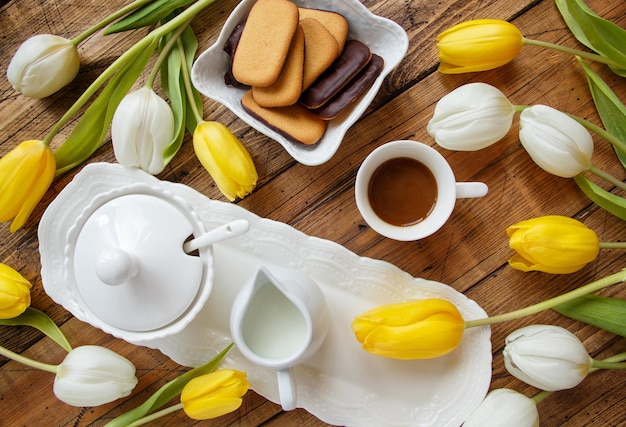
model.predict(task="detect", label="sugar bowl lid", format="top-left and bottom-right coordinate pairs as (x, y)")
top-left (67, 183), bottom-right (212, 333)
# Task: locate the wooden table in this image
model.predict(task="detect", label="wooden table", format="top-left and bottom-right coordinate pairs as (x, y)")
top-left (1, 0), bottom-right (625, 425)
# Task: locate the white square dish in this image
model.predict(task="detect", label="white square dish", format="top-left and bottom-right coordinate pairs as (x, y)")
top-left (190, 0), bottom-right (409, 166)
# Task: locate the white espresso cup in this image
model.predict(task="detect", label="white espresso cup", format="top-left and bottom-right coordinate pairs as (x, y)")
top-left (230, 266), bottom-right (329, 411)
top-left (355, 140), bottom-right (488, 241)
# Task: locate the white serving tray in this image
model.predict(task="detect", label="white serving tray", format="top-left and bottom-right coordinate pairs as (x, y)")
top-left (191, 0), bottom-right (409, 166)
top-left (40, 163), bottom-right (491, 427)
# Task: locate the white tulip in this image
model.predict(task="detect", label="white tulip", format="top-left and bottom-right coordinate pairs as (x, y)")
top-left (503, 325), bottom-right (592, 391)
top-left (462, 388), bottom-right (539, 427)
top-left (53, 345), bottom-right (138, 407)
top-left (427, 82), bottom-right (515, 151)
top-left (7, 34), bottom-right (80, 98)
top-left (519, 105), bottom-right (593, 178)
top-left (111, 87), bottom-right (175, 175)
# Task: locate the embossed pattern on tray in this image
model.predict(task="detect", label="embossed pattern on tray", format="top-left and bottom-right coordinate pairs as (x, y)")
top-left (40, 164), bottom-right (492, 427)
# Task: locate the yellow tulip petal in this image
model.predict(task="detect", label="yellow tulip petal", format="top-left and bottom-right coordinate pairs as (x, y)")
top-left (352, 299), bottom-right (465, 359)
top-left (437, 19), bottom-right (523, 74)
top-left (361, 318), bottom-right (465, 359)
top-left (508, 253), bottom-right (587, 274)
top-left (193, 122), bottom-right (257, 201)
top-left (508, 216), bottom-right (599, 274)
top-left (180, 370), bottom-right (249, 420)
top-left (0, 263), bottom-right (32, 319)
top-left (183, 397), bottom-right (243, 420)
top-left (354, 299), bottom-right (463, 327)
top-left (0, 140), bottom-right (55, 231)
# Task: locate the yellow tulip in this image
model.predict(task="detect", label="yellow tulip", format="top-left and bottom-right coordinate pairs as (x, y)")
top-left (193, 121), bottom-right (258, 201)
top-left (436, 19), bottom-right (524, 74)
top-left (0, 263), bottom-right (32, 319)
top-left (507, 216), bottom-right (600, 274)
top-left (181, 369), bottom-right (250, 420)
top-left (0, 140), bottom-right (55, 232)
top-left (352, 298), bottom-right (465, 360)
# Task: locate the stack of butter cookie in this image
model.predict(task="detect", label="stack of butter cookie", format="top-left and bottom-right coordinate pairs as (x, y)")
top-left (224, 0), bottom-right (384, 146)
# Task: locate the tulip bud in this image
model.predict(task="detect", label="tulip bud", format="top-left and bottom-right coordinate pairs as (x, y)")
top-left (181, 370), bottom-right (249, 420)
top-left (7, 34), bottom-right (80, 98)
top-left (53, 345), bottom-right (138, 407)
top-left (507, 215), bottom-right (599, 274)
top-left (519, 105), bottom-right (593, 178)
top-left (193, 121), bottom-right (258, 201)
top-left (503, 325), bottom-right (592, 391)
top-left (0, 263), bottom-right (32, 319)
top-left (462, 388), bottom-right (539, 427)
top-left (0, 140), bottom-right (56, 232)
top-left (111, 87), bottom-right (175, 175)
top-left (427, 83), bottom-right (515, 150)
top-left (436, 19), bottom-right (524, 74)
top-left (351, 298), bottom-right (465, 359)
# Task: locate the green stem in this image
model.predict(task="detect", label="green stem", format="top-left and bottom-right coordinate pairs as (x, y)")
top-left (587, 164), bottom-right (626, 192)
top-left (599, 242), bottom-right (626, 249)
top-left (596, 351), bottom-right (626, 364)
top-left (71, 0), bottom-right (154, 46)
top-left (177, 37), bottom-right (203, 124)
top-left (465, 269), bottom-right (626, 328)
top-left (568, 114), bottom-right (626, 154)
top-left (523, 37), bottom-right (621, 68)
top-left (532, 390), bottom-right (551, 405)
top-left (145, 20), bottom-right (191, 89)
top-left (126, 403), bottom-right (184, 427)
top-left (43, 0), bottom-right (216, 147)
top-left (591, 360), bottom-right (626, 370)
top-left (0, 345), bottom-right (58, 373)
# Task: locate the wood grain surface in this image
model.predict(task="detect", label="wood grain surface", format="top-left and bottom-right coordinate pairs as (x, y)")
top-left (0, 0), bottom-right (625, 425)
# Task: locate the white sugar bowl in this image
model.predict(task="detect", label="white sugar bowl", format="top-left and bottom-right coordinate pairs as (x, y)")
top-left (49, 182), bottom-right (247, 343)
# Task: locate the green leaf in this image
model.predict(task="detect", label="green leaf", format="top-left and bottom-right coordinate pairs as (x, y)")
top-left (0, 307), bottom-right (72, 352)
top-left (574, 174), bottom-right (626, 220)
top-left (160, 24), bottom-right (203, 165)
top-left (104, 343), bottom-right (233, 427)
top-left (105, 0), bottom-right (196, 34)
top-left (554, 294), bottom-right (626, 337)
top-left (53, 39), bottom-right (158, 175)
top-left (577, 57), bottom-right (626, 168)
top-left (555, 0), bottom-right (626, 76)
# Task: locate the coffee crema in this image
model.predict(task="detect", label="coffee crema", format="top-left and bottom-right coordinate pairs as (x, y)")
top-left (367, 157), bottom-right (438, 227)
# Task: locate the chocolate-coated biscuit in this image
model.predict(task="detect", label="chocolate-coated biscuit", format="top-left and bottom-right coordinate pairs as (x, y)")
top-left (252, 25), bottom-right (305, 107)
top-left (298, 7), bottom-right (348, 51)
top-left (223, 21), bottom-right (247, 88)
top-left (300, 39), bottom-right (372, 109)
top-left (232, 0), bottom-right (299, 87)
top-left (241, 90), bottom-right (327, 145)
top-left (313, 54), bottom-right (384, 120)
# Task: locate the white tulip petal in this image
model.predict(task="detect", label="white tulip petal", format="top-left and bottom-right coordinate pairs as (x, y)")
top-left (503, 325), bottom-right (591, 391)
top-left (463, 388), bottom-right (539, 427)
top-left (53, 345), bottom-right (138, 407)
top-left (7, 34), bottom-right (80, 98)
top-left (428, 82), bottom-right (515, 151)
top-left (112, 87), bottom-right (175, 175)
top-left (519, 105), bottom-right (593, 178)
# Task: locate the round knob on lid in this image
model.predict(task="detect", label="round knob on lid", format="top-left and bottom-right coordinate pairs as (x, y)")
top-left (96, 248), bottom-right (139, 286)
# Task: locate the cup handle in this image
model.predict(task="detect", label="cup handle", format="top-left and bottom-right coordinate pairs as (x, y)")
top-left (276, 367), bottom-right (297, 411)
top-left (455, 182), bottom-right (488, 199)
